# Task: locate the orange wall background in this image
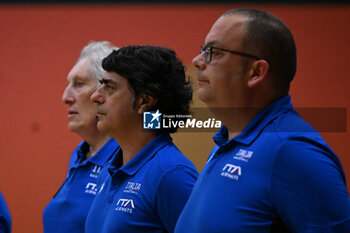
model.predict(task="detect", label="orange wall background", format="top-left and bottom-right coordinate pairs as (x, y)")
top-left (0, 4), bottom-right (349, 233)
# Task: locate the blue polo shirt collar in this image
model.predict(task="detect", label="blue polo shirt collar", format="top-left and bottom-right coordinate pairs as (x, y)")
top-left (72, 138), bottom-right (119, 168)
top-left (110, 133), bottom-right (172, 176)
top-left (214, 95), bottom-right (293, 147)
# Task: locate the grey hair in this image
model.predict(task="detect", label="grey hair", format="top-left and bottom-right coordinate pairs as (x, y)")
top-left (78, 41), bottom-right (119, 80)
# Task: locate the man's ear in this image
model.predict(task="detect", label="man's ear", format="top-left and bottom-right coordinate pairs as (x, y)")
top-left (247, 60), bottom-right (269, 88)
top-left (136, 94), bottom-right (158, 114)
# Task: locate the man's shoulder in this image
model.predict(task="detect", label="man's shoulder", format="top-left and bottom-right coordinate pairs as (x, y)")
top-left (270, 109), bottom-right (317, 134)
top-left (265, 108), bottom-right (331, 149)
top-left (152, 141), bottom-right (198, 175)
top-left (248, 108), bottom-right (337, 165)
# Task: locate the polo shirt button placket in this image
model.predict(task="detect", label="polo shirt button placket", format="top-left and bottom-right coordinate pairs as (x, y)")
top-left (108, 171), bottom-right (122, 203)
top-left (206, 150), bottom-right (222, 173)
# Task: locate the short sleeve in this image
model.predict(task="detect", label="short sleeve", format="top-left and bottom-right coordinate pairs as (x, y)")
top-left (156, 166), bottom-right (198, 233)
top-left (271, 139), bottom-right (350, 233)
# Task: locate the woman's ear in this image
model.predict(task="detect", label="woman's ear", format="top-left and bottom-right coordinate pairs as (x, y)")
top-left (135, 94), bottom-right (158, 114)
top-left (247, 60), bottom-right (269, 88)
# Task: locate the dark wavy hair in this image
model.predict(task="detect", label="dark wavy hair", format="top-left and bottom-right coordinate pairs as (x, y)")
top-left (102, 45), bottom-right (192, 133)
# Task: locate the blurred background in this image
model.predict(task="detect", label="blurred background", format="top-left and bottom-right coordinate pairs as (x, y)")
top-left (0, 1), bottom-right (349, 232)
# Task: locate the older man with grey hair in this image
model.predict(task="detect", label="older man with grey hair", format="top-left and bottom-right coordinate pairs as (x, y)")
top-left (43, 41), bottom-right (120, 233)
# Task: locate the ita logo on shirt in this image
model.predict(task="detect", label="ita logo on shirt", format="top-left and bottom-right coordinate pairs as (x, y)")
top-left (85, 182), bottom-right (98, 195)
top-left (115, 198), bottom-right (135, 213)
top-left (221, 164), bottom-right (242, 181)
top-left (143, 110), bottom-right (162, 129)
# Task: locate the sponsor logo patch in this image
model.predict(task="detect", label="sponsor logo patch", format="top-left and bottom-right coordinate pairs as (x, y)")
top-left (115, 198), bottom-right (135, 213)
top-left (233, 149), bottom-right (253, 162)
top-left (124, 182), bottom-right (142, 194)
top-left (85, 182), bottom-right (98, 195)
top-left (221, 164), bottom-right (242, 181)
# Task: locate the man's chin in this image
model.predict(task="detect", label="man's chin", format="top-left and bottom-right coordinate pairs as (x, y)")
top-left (67, 123), bottom-right (80, 133)
top-left (196, 89), bottom-right (212, 104)
top-left (97, 121), bottom-right (109, 133)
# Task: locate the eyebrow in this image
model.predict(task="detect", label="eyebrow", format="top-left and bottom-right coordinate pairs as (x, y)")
top-left (99, 78), bottom-right (117, 85)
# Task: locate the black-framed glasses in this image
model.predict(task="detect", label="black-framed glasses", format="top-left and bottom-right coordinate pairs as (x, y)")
top-left (200, 44), bottom-right (261, 64)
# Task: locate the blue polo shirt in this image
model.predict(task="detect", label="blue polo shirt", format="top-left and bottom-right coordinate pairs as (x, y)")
top-left (43, 138), bottom-right (119, 233)
top-left (85, 133), bottom-right (198, 233)
top-left (175, 95), bottom-right (350, 233)
top-left (0, 192), bottom-right (11, 233)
